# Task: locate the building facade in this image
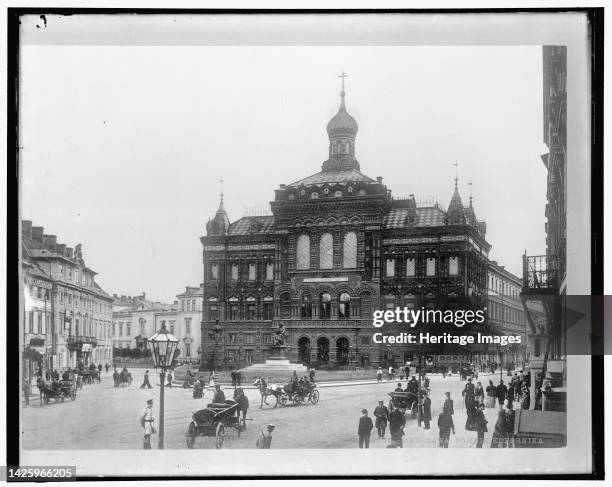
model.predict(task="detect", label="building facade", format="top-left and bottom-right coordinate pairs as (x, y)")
top-left (487, 261), bottom-right (528, 369)
top-left (111, 286), bottom-right (202, 364)
top-left (200, 87), bottom-right (491, 370)
top-left (22, 221), bottom-right (114, 377)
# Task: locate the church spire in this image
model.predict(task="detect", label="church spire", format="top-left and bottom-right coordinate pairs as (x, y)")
top-left (206, 179), bottom-right (230, 236)
top-left (323, 72), bottom-right (360, 172)
top-left (446, 164), bottom-right (466, 225)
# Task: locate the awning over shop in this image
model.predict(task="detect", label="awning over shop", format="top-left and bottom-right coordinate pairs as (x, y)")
top-left (23, 347), bottom-right (43, 361)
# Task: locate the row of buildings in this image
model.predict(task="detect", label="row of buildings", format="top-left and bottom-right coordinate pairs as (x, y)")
top-left (22, 222), bottom-right (114, 382)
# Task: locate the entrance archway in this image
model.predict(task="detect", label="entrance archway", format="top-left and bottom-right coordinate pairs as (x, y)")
top-left (317, 337), bottom-right (329, 364)
top-left (298, 336), bottom-right (311, 365)
top-left (336, 337), bottom-right (349, 365)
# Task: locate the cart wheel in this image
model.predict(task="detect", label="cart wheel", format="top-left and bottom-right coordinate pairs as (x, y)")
top-left (186, 422), bottom-right (196, 449)
top-left (293, 394), bottom-right (302, 406)
top-left (280, 394), bottom-right (288, 407)
top-left (310, 390), bottom-right (320, 405)
top-left (215, 423), bottom-right (225, 449)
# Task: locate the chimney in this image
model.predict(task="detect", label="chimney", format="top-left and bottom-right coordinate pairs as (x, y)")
top-left (65, 247), bottom-right (73, 258)
top-left (43, 234), bottom-right (57, 251)
top-left (376, 176), bottom-right (383, 184)
top-left (32, 226), bottom-right (44, 243)
top-left (57, 244), bottom-right (66, 255)
top-left (22, 220), bottom-right (32, 238)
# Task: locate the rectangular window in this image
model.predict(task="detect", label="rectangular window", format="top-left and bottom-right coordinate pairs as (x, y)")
top-left (67, 267), bottom-right (72, 280)
top-left (386, 258), bottom-right (395, 277)
top-left (248, 263), bottom-right (256, 281)
top-left (266, 262), bottom-right (274, 281)
top-left (449, 256), bottom-right (459, 276)
top-left (59, 265), bottom-right (64, 278)
top-left (263, 302), bottom-right (274, 320)
top-left (263, 334), bottom-right (272, 344)
top-left (37, 312), bottom-right (42, 334)
top-left (185, 343), bottom-right (191, 357)
top-left (229, 304), bottom-right (239, 321)
top-left (211, 264), bottom-right (219, 280)
top-left (426, 257), bottom-right (436, 276)
top-left (209, 304), bottom-right (219, 321)
top-left (231, 264), bottom-right (239, 281)
top-left (191, 299), bottom-right (195, 311)
top-left (245, 334), bottom-right (253, 344)
top-left (185, 317), bottom-right (192, 335)
top-left (247, 303), bottom-right (256, 320)
top-left (245, 350), bottom-right (254, 364)
top-left (127, 323), bottom-right (131, 336)
top-left (228, 333), bottom-right (237, 344)
top-left (170, 322), bottom-right (175, 335)
top-left (406, 258), bottom-right (416, 276)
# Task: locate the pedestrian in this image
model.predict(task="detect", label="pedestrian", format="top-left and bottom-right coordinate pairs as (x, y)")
top-left (140, 398), bottom-right (156, 449)
top-left (407, 376), bottom-right (419, 394)
top-left (98, 363), bottom-right (102, 376)
top-left (376, 367), bottom-right (383, 383)
top-left (420, 392), bottom-right (432, 429)
top-left (504, 401), bottom-right (516, 448)
top-left (209, 370), bottom-right (216, 388)
top-left (388, 365), bottom-right (394, 381)
top-left (309, 367), bottom-right (315, 382)
top-left (388, 406), bottom-right (406, 448)
top-left (213, 384), bottom-right (226, 403)
top-left (231, 371), bottom-right (237, 388)
top-left (357, 409), bottom-right (374, 448)
top-left (443, 392), bottom-right (454, 415)
top-left (105, 362), bottom-right (110, 373)
top-left (36, 376), bottom-right (45, 405)
top-left (462, 377), bottom-right (475, 409)
top-left (496, 380), bottom-right (507, 409)
top-left (474, 381), bottom-right (485, 405)
top-left (166, 371), bottom-right (173, 388)
top-left (140, 370), bottom-right (152, 389)
top-left (395, 382), bottom-right (403, 393)
top-left (507, 382), bottom-right (515, 407)
top-left (23, 379), bottom-right (30, 406)
top-left (256, 424), bottom-right (275, 449)
top-left (474, 403), bottom-right (488, 448)
top-left (437, 409), bottom-right (455, 448)
top-left (373, 400), bottom-right (389, 438)
top-left (193, 378), bottom-right (203, 399)
top-left (485, 380), bottom-right (497, 408)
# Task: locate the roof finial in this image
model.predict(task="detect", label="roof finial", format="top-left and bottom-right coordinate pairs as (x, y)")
top-left (468, 181), bottom-right (473, 207)
top-left (338, 71), bottom-right (348, 104)
top-left (219, 178), bottom-right (224, 205)
top-left (453, 162), bottom-right (459, 189)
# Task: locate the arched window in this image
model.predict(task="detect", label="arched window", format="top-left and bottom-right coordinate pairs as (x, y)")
top-left (319, 233), bottom-right (333, 269)
top-left (320, 292), bottom-right (331, 319)
top-left (343, 232), bottom-right (357, 268)
top-left (339, 293), bottom-right (351, 318)
top-left (386, 258), bottom-right (395, 277)
top-left (301, 293), bottom-right (312, 318)
top-left (296, 234), bottom-right (310, 270)
top-left (280, 292), bottom-right (292, 319)
top-left (208, 297), bottom-right (219, 321)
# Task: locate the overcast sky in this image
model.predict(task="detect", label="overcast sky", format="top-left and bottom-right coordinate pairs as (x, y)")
top-left (20, 39), bottom-right (547, 302)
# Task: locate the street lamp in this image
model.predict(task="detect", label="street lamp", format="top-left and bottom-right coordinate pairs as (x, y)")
top-left (148, 321), bottom-right (178, 450)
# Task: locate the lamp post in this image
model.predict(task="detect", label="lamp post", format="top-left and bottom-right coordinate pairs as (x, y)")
top-left (148, 321), bottom-right (178, 450)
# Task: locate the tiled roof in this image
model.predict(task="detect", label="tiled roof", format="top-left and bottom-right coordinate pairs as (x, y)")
top-left (288, 169), bottom-right (376, 187)
top-left (227, 216), bottom-right (275, 236)
top-left (384, 206), bottom-right (447, 229)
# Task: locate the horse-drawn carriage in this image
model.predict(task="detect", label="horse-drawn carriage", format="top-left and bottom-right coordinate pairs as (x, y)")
top-left (40, 379), bottom-right (77, 404)
top-left (254, 378), bottom-right (319, 408)
top-left (185, 399), bottom-right (247, 449)
top-left (79, 369), bottom-right (100, 385)
top-left (459, 365), bottom-right (478, 381)
top-left (387, 391), bottom-right (419, 419)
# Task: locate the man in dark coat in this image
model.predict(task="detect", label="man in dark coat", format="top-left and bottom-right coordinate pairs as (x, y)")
top-left (443, 392), bottom-right (454, 415)
top-left (395, 382), bottom-right (404, 392)
top-left (388, 406), bottom-right (406, 448)
top-left (140, 370), bottom-right (152, 389)
top-left (406, 376), bottom-right (419, 394)
top-left (474, 403), bottom-right (488, 448)
top-left (357, 409), bottom-right (374, 448)
top-left (373, 400), bottom-right (389, 438)
top-left (420, 393), bottom-right (432, 429)
top-left (437, 410), bottom-right (455, 448)
top-left (212, 384), bottom-right (226, 403)
top-left (496, 380), bottom-right (508, 409)
top-left (462, 378), bottom-right (475, 407)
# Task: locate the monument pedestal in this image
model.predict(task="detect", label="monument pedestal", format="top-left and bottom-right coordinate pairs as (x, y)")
top-left (240, 345), bottom-right (308, 374)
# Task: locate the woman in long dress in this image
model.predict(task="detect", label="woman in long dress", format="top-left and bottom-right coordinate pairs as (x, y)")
top-left (485, 380), bottom-right (497, 408)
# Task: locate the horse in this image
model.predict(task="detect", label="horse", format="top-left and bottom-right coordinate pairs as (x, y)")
top-left (233, 388), bottom-right (249, 423)
top-left (253, 377), bottom-right (275, 408)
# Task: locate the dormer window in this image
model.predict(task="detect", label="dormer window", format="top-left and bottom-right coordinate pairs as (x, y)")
top-left (311, 192), bottom-right (319, 199)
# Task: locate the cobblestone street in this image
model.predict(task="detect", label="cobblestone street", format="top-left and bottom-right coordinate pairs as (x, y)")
top-left (22, 370), bottom-right (510, 450)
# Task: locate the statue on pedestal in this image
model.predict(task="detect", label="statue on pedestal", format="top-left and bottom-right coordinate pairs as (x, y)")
top-left (272, 322), bottom-right (287, 346)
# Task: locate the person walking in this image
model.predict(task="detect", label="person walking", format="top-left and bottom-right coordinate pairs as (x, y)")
top-left (420, 392), bottom-right (432, 430)
top-left (166, 371), bottom-right (173, 388)
top-left (485, 380), bottom-right (497, 408)
top-left (193, 378), bottom-right (203, 399)
top-left (357, 409), bottom-right (374, 448)
top-left (443, 392), bottom-right (454, 416)
top-left (388, 366), bottom-right (394, 381)
top-left (496, 380), bottom-right (507, 409)
top-left (388, 406), bottom-right (406, 448)
top-left (140, 370), bottom-right (152, 389)
top-left (140, 399), bottom-right (156, 449)
top-left (105, 362), bottom-right (110, 373)
top-left (373, 400), bottom-right (389, 438)
top-left (437, 409), bottom-right (455, 448)
top-left (474, 403), bottom-right (488, 448)
top-left (309, 367), bottom-right (315, 382)
top-left (474, 381), bottom-right (485, 405)
top-left (256, 424), bottom-right (275, 449)
top-left (376, 367), bottom-right (383, 383)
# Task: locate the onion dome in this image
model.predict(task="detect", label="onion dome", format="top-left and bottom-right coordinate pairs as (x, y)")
top-left (326, 91), bottom-right (358, 137)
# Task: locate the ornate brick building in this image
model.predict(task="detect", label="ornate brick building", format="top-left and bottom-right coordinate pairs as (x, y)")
top-left (200, 86), bottom-right (490, 370)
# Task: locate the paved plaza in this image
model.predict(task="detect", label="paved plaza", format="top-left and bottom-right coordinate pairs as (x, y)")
top-left (22, 369), bottom-right (513, 450)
